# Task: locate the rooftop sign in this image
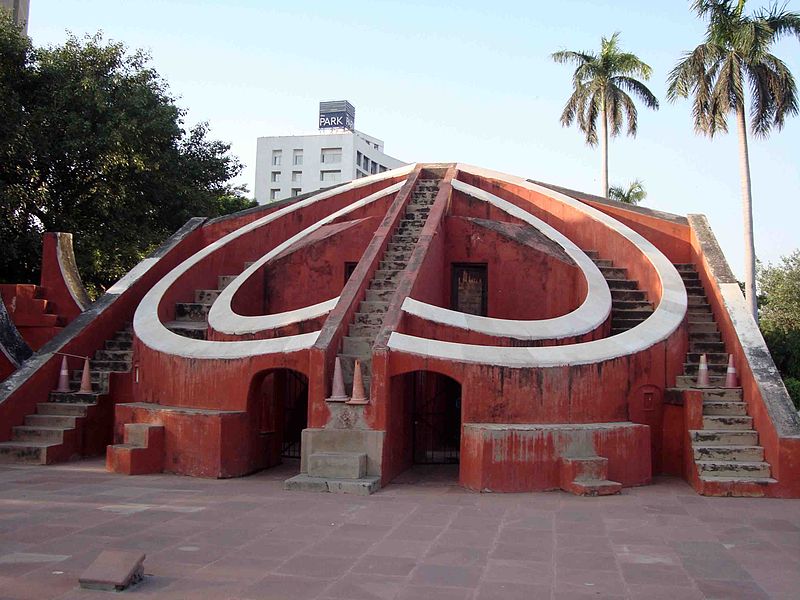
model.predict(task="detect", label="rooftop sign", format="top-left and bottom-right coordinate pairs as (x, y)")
top-left (319, 100), bottom-right (355, 131)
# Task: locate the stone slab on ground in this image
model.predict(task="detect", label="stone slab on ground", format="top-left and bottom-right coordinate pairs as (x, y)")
top-left (78, 549), bottom-right (145, 591)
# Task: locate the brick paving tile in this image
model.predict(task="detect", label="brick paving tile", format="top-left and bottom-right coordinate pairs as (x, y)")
top-left (0, 461), bottom-right (798, 599)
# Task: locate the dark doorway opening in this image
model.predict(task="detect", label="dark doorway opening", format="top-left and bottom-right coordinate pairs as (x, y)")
top-left (249, 369), bottom-right (308, 471)
top-left (410, 371), bottom-right (462, 464)
top-left (451, 263), bottom-right (488, 316)
top-left (344, 262), bottom-right (358, 285)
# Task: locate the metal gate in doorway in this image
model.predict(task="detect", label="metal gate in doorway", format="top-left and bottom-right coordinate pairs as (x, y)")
top-left (411, 372), bottom-right (462, 464)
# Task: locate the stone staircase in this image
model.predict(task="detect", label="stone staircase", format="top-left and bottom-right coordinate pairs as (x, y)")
top-left (338, 178), bottom-right (439, 396)
top-left (107, 423), bottom-right (165, 475)
top-left (584, 250), bottom-right (653, 335)
top-left (560, 455), bottom-right (622, 496)
top-left (165, 273), bottom-right (242, 340)
top-left (0, 326), bottom-right (133, 464)
top-left (671, 264), bottom-right (774, 493)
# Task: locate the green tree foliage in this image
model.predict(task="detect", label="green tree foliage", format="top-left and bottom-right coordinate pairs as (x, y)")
top-left (608, 179), bottom-right (647, 205)
top-left (667, 0), bottom-right (800, 321)
top-left (552, 33), bottom-right (659, 198)
top-left (0, 14), bottom-right (255, 296)
top-left (759, 251), bottom-right (800, 409)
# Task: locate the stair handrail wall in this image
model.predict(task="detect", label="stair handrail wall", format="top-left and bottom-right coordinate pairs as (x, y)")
top-left (0, 217), bottom-right (207, 442)
top-left (688, 214), bottom-right (800, 492)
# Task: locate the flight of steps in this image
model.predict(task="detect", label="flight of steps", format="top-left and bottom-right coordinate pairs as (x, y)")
top-left (0, 326), bottom-right (133, 465)
top-left (583, 250), bottom-right (653, 335)
top-left (671, 264), bottom-right (774, 493)
top-left (338, 178), bottom-right (439, 396)
top-left (165, 273), bottom-right (242, 340)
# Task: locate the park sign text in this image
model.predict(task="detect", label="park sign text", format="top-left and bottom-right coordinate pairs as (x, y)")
top-left (319, 100), bottom-right (356, 131)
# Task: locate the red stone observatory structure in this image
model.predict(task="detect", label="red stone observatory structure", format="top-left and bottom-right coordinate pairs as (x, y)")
top-left (2, 163), bottom-right (799, 498)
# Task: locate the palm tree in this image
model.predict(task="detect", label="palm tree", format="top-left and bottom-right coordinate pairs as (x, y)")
top-left (667, 0), bottom-right (800, 321)
top-left (552, 33), bottom-right (659, 198)
top-left (609, 179), bottom-right (647, 205)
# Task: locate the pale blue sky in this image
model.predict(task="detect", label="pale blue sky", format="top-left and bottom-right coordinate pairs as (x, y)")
top-left (29, 0), bottom-right (800, 278)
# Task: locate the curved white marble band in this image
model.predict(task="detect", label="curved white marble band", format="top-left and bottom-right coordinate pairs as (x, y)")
top-left (401, 180), bottom-right (611, 341)
top-left (134, 164), bottom-right (416, 359)
top-left (387, 164), bottom-right (687, 368)
top-left (209, 181), bottom-right (405, 335)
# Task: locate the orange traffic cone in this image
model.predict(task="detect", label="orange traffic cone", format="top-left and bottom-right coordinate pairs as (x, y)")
top-left (79, 357), bottom-right (93, 393)
top-left (724, 354), bottom-right (738, 388)
top-left (346, 359), bottom-right (368, 405)
top-left (696, 353), bottom-right (710, 387)
top-left (55, 356), bottom-right (71, 392)
top-left (328, 357), bottom-right (348, 402)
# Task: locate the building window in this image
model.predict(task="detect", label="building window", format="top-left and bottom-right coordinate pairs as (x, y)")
top-left (270, 189), bottom-right (280, 200)
top-left (356, 151), bottom-right (363, 168)
top-left (291, 171), bottom-right (301, 183)
top-left (371, 162), bottom-right (378, 174)
top-left (271, 150), bottom-right (282, 166)
top-left (292, 188), bottom-right (301, 197)
top-left (363, 157), bottom-right (371, 172)
top-left (320, 170), bottom-right (341, 183)
top-left (380, 165), bottom-right (387, 173)
top-left (271, 171), bottom-right (280, 183)
top-left (321, 148), bottom-right (342, 164)
top-left (293, 149), bottom-right (303, 165)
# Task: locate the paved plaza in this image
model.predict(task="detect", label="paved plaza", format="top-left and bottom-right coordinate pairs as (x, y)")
top-left (0, 460), bottom-right (798, 599)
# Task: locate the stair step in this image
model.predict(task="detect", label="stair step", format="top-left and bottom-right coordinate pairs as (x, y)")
top-left (684, 362), bottom-right (728, 375)
top-left (343, 337), bottom-right (372, 357)
top-left (675, 374), bottom-right (729, 388)
top-left (12, 426), bottom-right (68, 443)
top-left (696, 460), bottom-right (771, 478)
top-left (687, 352), bottom-right (728, 364)
top-left (175, 302), bottom-right (210, 321)
top-left (37, 402), bottom-right (92, 416)
top-left (612, 318), bottom-right (647, 329)
top-left (689, 342), bottom-right (726, 354)
top-left (612, 308), bottom-right (653, 319)
top-left (48, 391), bottom-right (100, 404)
top-left (687, 311), bottom-right (714, 322)
top-left (89, 360), bottom-right (131, 372)
top-left (703, 388), bottom-right (743, 401)
top-left (25, 414), bottom-right (78, 428)
top-left (0, 441), bottom-right (57, 465)
top-left (308, 452), bottom-right (367, 479)
top-left (365, 289), bottom-right (394, 303)
top-left (606, 279), bottom-right (638, 290)
top-left (104, 339), bottom-right (133, 351)
top-left (690, 429), bottom-right (758, 445)
top-left (94, 350), bottom-right (133, 362)
top-left (349, 323), bottom-right (381, 338)
top-left (359, 301), bottom-right (388, 314)
top-left (599, 267), bottom-right (628, 279)
top-left (688, 322), bottom-right (718, 334)
top-left (353, 312), bottom-right (384, 327)
top-left (369, 278), bottom-right (398, 292)
top-left (164, 321), bottom-right (207, 340)
top-left (380, 260), bottom-right (408, 271)
top-left (703, 401), bottom-right (747, 416)
top-left (674, 263), bottom-right (697, 273)
top-left (702, 415), bottom-right (753, 430)
top-left (613, 300), bottom-right (653, 311)
top-left (611, 289), bottom-right (647, 301)
top-left (693, 445), bottom-right (764, 462)
top-left (194, 289), bottom-right (221, 304)
top-left (566, 479), bottom-right (622, 497)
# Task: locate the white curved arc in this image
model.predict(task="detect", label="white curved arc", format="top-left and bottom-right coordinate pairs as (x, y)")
top-left (134, 164), bottom-right (415, 359)
top-left (209, 182), bottom-right (405, 335)
top-left (386, 164), bottom-right (687, 368)
top-left (402, 180), bottom-right (611, 341)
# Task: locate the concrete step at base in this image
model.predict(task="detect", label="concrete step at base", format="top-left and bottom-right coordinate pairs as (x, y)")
top-left (308, 452), bottom-right (367, 479)
top-left (696, 460), bottom-right (771, 478)
top-left (284, 474), bottom-right (380, 496)
top-left (563, 479), bottom-right (622, 497)
top-left (690, 429), bottom-right (758, 445)
top-left (693, 445), bottom-right (764, 462)
top-left (0, 441), bottom-right (61, 465)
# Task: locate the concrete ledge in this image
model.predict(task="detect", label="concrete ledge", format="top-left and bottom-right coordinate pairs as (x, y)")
top-left (308, 451), bottom-right (366, 479)
top-left (284, 474), bottom-right (380, 496)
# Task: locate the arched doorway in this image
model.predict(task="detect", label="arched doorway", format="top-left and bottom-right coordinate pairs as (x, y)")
top-left (247, 369), bottom-right (308, 472)
top-left (411, 371), bottom-right (462, 464)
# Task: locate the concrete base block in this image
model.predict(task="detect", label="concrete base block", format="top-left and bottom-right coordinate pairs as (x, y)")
top-left (300, 428), bottom-right (384, 478)
top-left (284, 474), bottom-right (380, 496)
top-left (308, 451), bottom-right (366, 479)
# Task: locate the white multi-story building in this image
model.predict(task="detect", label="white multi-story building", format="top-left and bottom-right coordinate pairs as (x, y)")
top-left (1, 0), bottom-right (30, 33)
top-left (254, 102), bottom-right (406, 204)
